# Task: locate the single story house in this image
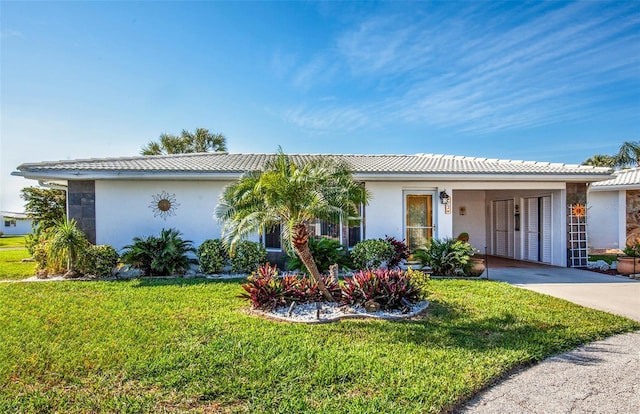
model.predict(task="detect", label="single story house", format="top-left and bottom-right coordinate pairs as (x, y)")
top-left (13, 152), bottom-right (613, 267)
top-left (0, 211), bottom-right (33, 235)
top-left (587, 167), bottom-right (640, 253)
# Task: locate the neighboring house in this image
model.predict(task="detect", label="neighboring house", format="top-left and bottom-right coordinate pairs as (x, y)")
top-left (587, 168), bottom-right (640, 253)
top-left (13, 152), bottom-right (612, 267)
top-left (0, 211), bottom-right (33, 235)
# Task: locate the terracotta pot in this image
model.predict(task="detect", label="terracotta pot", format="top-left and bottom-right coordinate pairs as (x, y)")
top-left (468, 257), bottom-right (486, 277)
top-left (616, 257), bottom-right (640, 275)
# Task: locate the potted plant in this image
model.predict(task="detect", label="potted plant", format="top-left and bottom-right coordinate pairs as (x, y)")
top-left (616, 240), bottom-right (640, 275)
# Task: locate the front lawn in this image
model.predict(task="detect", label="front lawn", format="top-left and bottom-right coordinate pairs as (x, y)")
top-left (0, 248), bottom-right (36, 280)
top-left (0, 235), bottom-right (27, 248)
top-left (0, 279), bottom-right (637, 413)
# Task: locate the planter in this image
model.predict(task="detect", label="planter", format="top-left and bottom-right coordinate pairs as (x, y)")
top-left (615, 257), bottom-right (640, 275)
top-left (468, 257), bottom-right (486, 277)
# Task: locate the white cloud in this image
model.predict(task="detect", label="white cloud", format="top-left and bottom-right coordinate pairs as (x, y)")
top-left (278, 2), bottom-right (640, 135)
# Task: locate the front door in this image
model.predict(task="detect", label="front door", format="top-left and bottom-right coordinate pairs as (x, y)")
top-left (405, 193), bottom-right (435, 251)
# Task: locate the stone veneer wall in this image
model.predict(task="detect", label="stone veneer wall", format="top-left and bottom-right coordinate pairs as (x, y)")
top-left (68, 180), bottom-right (96, 244)
top-left (626, 190), bottom-right (640, 245)
top-left (566, 183), bottom-right (588, 205)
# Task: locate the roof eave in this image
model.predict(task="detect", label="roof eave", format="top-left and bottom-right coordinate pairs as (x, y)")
top-left (13, 169), bottom-right (612, 183)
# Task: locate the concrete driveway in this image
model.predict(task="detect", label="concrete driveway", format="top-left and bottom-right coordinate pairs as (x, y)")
top-left (485, 259), bottom-right (640, 322)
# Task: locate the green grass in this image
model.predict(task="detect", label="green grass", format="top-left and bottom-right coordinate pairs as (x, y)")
top-left (0, 248), bottom-right (36, 280)
top-left (0, 235), bottom-right (27, 248)
top-left (0, 279), bottom-right (637, 413)
top-left (589, 254), bottom-right (619, 265)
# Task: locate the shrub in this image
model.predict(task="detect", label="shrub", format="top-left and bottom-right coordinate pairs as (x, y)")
top-left (78, 245), bottom-right (119, 278)
top-left (341, 269), bottom-right (420, 310)
top-left (283, 275), bottom-right (342, 303)
top-left (197, 239), bottom-right (229, 274)
top-left (121, 228), bottom-right (196, 276)
top-left (239, 264), bottom-right (343, 309)
top-left (351, 238), bottom-right (395, 269)
top-left (385, 235), bottom-right (410, 268)
top-left (287, 237), bottom-right (351, 273)
top-left (240, 269), bottom-right (285, 311)
top-left (407, 267), bottom-right (430, 299)
top-left (32, 238), bottom-right (65, 275)
top-left (230, 240), bottom-right (267, 274)
top-left (414, 238), bottom-right (477, 276)
top-left (47, 219), bottom-right (89, 277)
top-left (623, 240), bottom-right (640, 257)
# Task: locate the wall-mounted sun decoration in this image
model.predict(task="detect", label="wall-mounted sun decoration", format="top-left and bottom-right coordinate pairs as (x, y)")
top-left (572, 204), bottom-right (586, 217)
top-left (149, 191), bottom-right (180, 220)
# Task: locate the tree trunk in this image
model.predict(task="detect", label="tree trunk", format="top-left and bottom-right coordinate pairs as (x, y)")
top-left (292, 223), bottom-right (335, 302)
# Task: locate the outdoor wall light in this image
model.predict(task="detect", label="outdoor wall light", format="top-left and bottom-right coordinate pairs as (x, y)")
top-left (439, 190), bottom-right (450, 204)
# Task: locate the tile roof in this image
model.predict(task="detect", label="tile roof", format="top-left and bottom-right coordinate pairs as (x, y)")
top-left (15, 152), bottom-right (612, 178)
top-left (590, 168), bottom-right (640, 189)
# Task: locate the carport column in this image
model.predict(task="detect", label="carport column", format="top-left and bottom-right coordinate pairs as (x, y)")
top-left (437, 186), bottom-right (454, 239)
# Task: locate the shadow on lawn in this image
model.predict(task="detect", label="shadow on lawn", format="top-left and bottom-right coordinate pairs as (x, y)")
top-left (128, 277), bottom-right (245, 288)
top-left (341, 300), bottom-right (576, 357)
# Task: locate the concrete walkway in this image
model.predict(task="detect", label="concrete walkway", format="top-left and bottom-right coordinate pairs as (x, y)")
top-left (458, 262), bottom-right (640, 413)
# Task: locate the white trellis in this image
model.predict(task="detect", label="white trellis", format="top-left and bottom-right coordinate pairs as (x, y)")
top-left (567, 204), bottom-right (588, 267)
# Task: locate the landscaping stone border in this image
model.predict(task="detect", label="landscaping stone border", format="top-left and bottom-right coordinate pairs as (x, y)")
top-left (247, 300), bottom-right (430, 324)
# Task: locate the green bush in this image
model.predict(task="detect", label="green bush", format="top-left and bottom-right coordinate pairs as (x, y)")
top-left (198, 239), bottom-right (229, 274)
top-left (230, 240), bottom-right (267, 274)
top-left (78, 245), bottom-right (119, 278)
top-left (414, 238), bottom-right (477, 276)
top-left (341, 269), bottom-right (421, 310)
top-left (351, 238), bottom-right (395, 269)
top-left (287, 237), bottom-right (351, 273)
top-left (121, 228), bottom-right (196, 276)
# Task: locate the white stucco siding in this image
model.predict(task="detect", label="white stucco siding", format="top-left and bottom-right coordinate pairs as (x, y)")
top-left (364, 181), bottom-right (452, 242)
top-left (452, 190), bottom-right (486, 252)
top-left (587, 190), bottom-right (622, 251)
top-left (95, 180), bottom-right (234, 251)
top-left (1, 217), bottom-right (32, 235)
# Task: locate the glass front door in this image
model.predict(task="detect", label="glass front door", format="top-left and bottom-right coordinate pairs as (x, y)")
top-left (405, 194), bottom-right (434, 251)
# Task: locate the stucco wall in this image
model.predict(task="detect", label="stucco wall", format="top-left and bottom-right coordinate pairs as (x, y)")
top-left (95, 180), bottom-right (233, 251)
top-left (452, 190), bottom-right (486, 252)
top-left (587, 190), bottom-right (622, 251)
top-left (364, 181), bottom-right (452, 242)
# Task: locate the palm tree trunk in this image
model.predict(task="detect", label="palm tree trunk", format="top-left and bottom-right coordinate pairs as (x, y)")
top-left (292, 224), bottom-right (335, 302)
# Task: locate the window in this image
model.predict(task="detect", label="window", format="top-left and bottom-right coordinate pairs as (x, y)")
top-left (261, 204), bottom-right (364, 250)
top-left (405, 193), bottom-right (434, 251)
top-left (4, 219), bottom-right (16, 227)
top-left (264, 224), bottom-right (281, 250)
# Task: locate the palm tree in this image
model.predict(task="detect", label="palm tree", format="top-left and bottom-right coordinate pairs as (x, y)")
top-left (582, 154), bottom-right (616, 167)
top-left (215, 149), bottom-right (370, 301)
top-left (48, 218), bottom-right (88, 278)
top-left (615, 141), bottom-right (640, 168)
top-left (141, 128), bottom-right (227, 155)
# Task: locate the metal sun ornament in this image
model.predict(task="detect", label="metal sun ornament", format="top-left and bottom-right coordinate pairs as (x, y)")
top-left (572, 204), bottom-right (586, 217)
top-left (149, 191), bottom-right (180, 220)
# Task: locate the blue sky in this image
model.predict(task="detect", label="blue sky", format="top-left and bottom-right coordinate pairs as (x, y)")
top-left (1, 1), bottom-right (639, 212)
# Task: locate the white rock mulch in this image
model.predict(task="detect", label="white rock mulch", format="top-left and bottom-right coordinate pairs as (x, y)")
top-left (251, 300), bottom-right (430, 324)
